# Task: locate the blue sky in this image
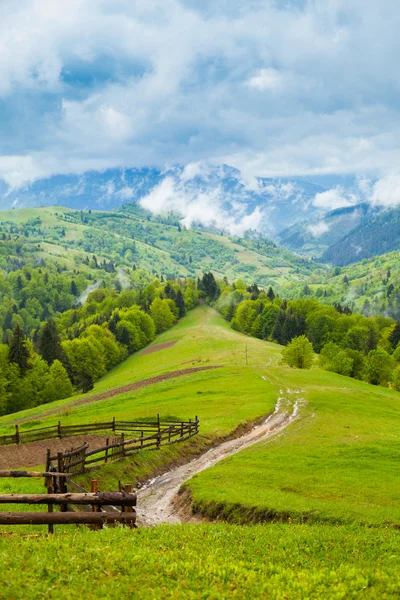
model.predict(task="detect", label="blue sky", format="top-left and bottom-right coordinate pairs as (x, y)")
top-left (1, 0), bottom-right (400, 206)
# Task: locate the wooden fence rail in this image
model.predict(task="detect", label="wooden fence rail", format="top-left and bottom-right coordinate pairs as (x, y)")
top-left (0, 415), bottom-right (198, 446)
top-left (0, 474), bottom-right (137, 532)
top-left (46, 417), bottom-right (199, 475)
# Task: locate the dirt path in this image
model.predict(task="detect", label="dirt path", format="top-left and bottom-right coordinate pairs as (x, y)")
top-left (136, 390), bottom-right (303, 526)
top-left (0, 435), bottom-right (110, 469)
top-left (14, 366), bottom-right (222, 425)
top-left (141, 341), bottom-right (177, 355)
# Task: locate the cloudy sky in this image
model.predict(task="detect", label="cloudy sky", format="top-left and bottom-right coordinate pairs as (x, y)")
top-left (1, 0), bottom-right (400, 204)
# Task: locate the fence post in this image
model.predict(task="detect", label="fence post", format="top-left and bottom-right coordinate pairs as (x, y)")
top-left (46, 475), bottom-right (54, 535)
top-left (45, 449), bottom-right (51, 475)
top-left (123, 484), bottom-right (135, 528)
top-left (15, 425), bottom-right (20, 445)
top-left (121, 433), bottom-right (126, 458)
top-left (57, 452), bottom-right (67, 508)
top-left (181, 422), bottom-right (184, 439)
top-left (157, 414), bottom-right (161, 449)
top-left (91, 480), bottom-right (101, 530)
top-left (141, 431), bottom-right (144, 447)
top-left (105, 438), bottom-right (109, 463)
top-left (58, 421), bottom-right (62, 439)
top-left (112, 417), bottom-right (116, 432)
top-left (195, 415), bottom-right (198, 433)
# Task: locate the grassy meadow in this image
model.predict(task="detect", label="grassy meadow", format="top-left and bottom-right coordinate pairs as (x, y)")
top-left (1, 306), bottom-right (400, 596)
top-left (0, 524), bottom-right (399, 599)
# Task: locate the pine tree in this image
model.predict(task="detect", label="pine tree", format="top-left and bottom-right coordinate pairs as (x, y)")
top-left (267, 286), bottom-right (275, 302)
top-left (8, 324), bottom-right (30, 374)
top-left (175, 289), bottom-right (186, 318)
top-left (389, 322), bottom-right (400, 349)
top-left (71, 280), bottom-right (78, 296)
top-left (39, 319), bottom-right (64, 365)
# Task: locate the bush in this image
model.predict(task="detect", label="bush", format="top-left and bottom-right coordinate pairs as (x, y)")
top-left (365, 349), bottom-right (395, 386)
top-left (282, 336), bottom-right (314, 369)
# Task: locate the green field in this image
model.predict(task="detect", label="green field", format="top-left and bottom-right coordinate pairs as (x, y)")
top-left (1, 306), bottom-right (400, 596)
top-left (0, 524), bottom-right (399, 599)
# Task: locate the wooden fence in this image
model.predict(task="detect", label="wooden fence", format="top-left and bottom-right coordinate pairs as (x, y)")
top-left (0, 416), bottom-right (198, 446)
top-left (46, 417), bottom-right (199, 476)
top-left (0, 471), bottom-right (136, 532)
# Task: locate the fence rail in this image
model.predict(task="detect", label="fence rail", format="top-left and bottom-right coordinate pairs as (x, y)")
top-left (46, 417), bottom-right (199, 475)
top-left (0, 416), bottom-right (198, 446)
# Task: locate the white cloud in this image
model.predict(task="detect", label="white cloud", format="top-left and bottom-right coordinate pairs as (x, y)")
top-left (370, 172), bottom-right (400, 207)
top-left (139, 176), bottom-right (264, 235)
top-left (248, 68), bottom-right (283, 91)
top-left (307, 221), bottom-right (330, 237)
top-left (312, 187), bottom-right (358, 210)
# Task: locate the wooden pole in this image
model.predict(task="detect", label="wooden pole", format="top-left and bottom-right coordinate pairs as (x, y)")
top-left (58, 421), bottom-right (62, 439)
top-left (91, 480), bottom-right (101, 530)
top-left (123, 484), bottom-right (135, 528)
top-left (46, 476), bottom-right (54, 534)
top-left (0, 512), bottom-right (136, 526)
top-left (0, 470), bottom-right (69, 478)
top-left (105, 438), bottom-right (109, 463)
top-left (0, 492), bottom-right (137, 506)
top-left (15, 425), bottom-right (20, 445)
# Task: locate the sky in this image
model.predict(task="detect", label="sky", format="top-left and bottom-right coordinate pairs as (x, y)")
top-left (1, 0), bottom-right (400, 210)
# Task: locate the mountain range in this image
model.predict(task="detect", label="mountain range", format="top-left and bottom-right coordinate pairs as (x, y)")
top-left (1, 164), bottom-right (399, 266)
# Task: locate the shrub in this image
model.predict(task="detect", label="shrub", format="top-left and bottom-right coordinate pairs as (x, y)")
top-left (282, 336), bottom-right (314, 369)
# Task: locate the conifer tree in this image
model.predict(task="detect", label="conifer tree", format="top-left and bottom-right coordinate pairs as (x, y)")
top-left (175, 289), bottom-right (186, 317)
top-left (39, 319), bottom-right (64, 365)
top-left (8, 323), bottom-right (30, 374)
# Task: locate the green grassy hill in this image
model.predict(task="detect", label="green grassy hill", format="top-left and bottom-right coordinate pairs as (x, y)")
top-left (286, 251), bottom-right (400, 317)
top-left (0, 306), bottom-right (399, 597)
top-left (0, 206), bottom-right (325, 288)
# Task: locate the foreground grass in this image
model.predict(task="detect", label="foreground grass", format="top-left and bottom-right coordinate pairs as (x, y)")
top-left (0, 524), bottom-right (399, 599)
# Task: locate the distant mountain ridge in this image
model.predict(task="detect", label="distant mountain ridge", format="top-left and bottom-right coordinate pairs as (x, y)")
top-left (0, 164), bottom-right (327, 236)
top-left (321, 205), bottom-right (400, 266)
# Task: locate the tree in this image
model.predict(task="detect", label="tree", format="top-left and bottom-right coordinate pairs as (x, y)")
top-left (8, 324), bottom-right (30, 374)
top-left (319, 342), bottom-right (353, 376)
top-left (365, 349), bottom-right (394, 386)
top-left (389, 322), bottom-right (400, 349)
top-left (39, 319), bottom-right (64, 365)
top-left (282, 336), bottom-right (314, 369)
top-left (150, 298), bottom-right (175, 334)
top-left (267, 286), bottom-right (275, 302)
top-left (392, 365), bottom-right (400, 391)
top-left (175, 289), bottom-right (186, 318)
top-left (44, 360), bottom-right (73, 402)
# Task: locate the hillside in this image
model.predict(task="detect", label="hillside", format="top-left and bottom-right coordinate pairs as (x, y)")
top-left (0, 206), bottom-right (325, 287)
top-left (286, 250), bottom-right (400, 318)
top-left (279, 204), bottom-right (371, 258)
top-left (1, 306), bottom-right (400, 596)
top-left (321, 205), bottom-right (400, 266)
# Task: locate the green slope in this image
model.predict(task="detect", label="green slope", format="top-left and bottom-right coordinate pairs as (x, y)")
top-left (0, 206), bottom-right (325, 287)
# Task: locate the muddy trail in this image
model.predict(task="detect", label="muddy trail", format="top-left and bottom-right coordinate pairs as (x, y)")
top-left (136, 390), bottom-right (303, 526)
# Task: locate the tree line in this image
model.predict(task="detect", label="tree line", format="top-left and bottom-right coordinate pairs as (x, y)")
top-left (0, 277), bottom-right (199, 415)
top-left (205, 273), bottom-right (400, 391)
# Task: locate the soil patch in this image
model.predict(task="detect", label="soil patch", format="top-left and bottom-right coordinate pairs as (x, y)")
top-left (16, 366), bottom-right (223, 425)
top-left (141, 341), bottom-right (177, 355)
top-left (0, 435), bottom-right (110, 470)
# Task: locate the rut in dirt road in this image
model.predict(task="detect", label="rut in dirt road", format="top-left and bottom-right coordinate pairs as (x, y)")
top-left (136, 390), bottom-right (304, 526)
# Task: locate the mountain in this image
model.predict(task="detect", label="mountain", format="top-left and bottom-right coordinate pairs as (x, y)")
top-left (321, 206), bottom-right (400, 266)
top-left (278, 204), bottom-right (372, 258)
top-left (0, 164), bottom-right (327, 236)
